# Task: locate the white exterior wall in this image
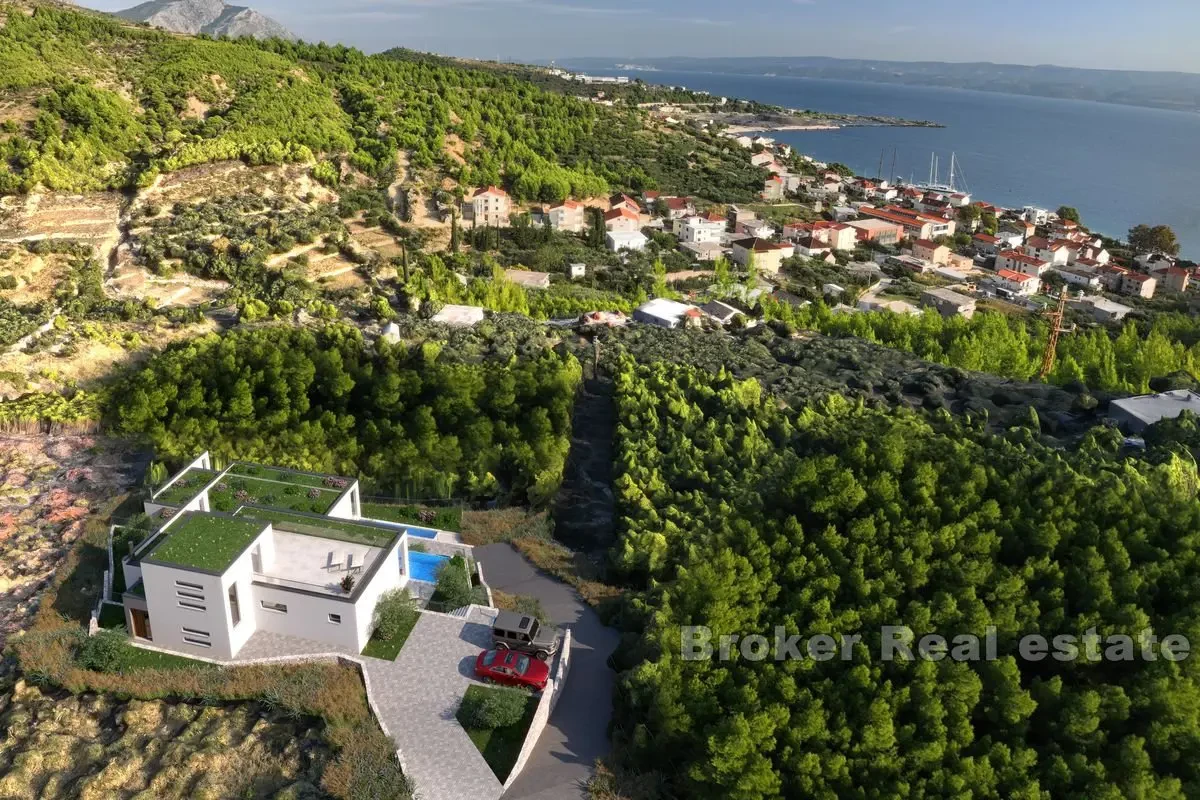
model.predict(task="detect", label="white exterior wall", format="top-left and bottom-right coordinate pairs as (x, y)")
top-left (680, 219), bottom-right (723, 244)
top-left (327, 483), bottom-right (361, 520)
top-left (140, 561), bottom-right (241, 660)
top-left (253, 583), bottom-right (362, 652)
top-left (605, 216), bottom-right (639, 233)
top-left (353, 536), bottom-right (406, 649)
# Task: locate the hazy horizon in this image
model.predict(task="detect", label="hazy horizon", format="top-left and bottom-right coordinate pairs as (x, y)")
top-left (81, 0), bottom-right (1200, 74)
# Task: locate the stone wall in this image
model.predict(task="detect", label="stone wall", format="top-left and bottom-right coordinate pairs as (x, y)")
top-left (502, 628), bottom-right (573, 790)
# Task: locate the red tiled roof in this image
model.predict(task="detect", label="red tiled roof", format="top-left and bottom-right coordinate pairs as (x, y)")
top-left (664, 197), bottom-right (692, 210)
top-left (1000, 250), bottom-right (1047, 268)
top-left (604, 207), bottom-right (639, 222)
top-left (1025, 237), bottom-right (1051, 249)
top-left (974, 234), bottom-right (999, 243)
top-left (643, 191), bottom-right (661, 199)
top-left (997, 269), bottom-right (1036, 282)
top-left (473, 185), bottom-right (508, 198)
top-left (552, 200), bottom-right (583, 210)
top-left (1125, 272), bottom-right (1153, 282)
top-left (913, 238), bottom-right (943, 250)
top-left (734, 237), bottom-right (792, 252)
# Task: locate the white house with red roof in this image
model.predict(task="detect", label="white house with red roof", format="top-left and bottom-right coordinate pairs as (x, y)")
top-left (762, 175), bottom-right (785, 201)
top-left (912, 238), bottom-right (951, 266)
top-left (997, 249), bottom-right (1050, 277)
top-left (662, 196), bottom-right (696, 220)
top-left (603, 207), bottom-right (641, 233)
top-left (995, 269), bottom-right (1040, 296)
top-left (973, 233), bottom-right (1000, 256)
top-left (1023, 237), bottom-right (1071, 266)
top-left (468, 186), bottom-right (511, 227)
top-left (679, 214), bottom-right (726, 245)
top-left (731, 237), bottom-right (794, 275)
top-left (609, 193), bottom-right (642, 214)
top-left (1122, 271), bottom-right (1157, 299)
top-left (548, 200), bottom-right (586, 233)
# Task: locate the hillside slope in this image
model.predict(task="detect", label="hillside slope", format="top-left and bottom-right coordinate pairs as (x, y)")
top-left (0, 3), bottom-right (766, 201)
top-left (115, 0), bottom-right (293, 40)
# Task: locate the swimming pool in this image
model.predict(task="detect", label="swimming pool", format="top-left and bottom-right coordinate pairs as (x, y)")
top-left (407, 551), bottom-right (449, 583)
top-left (406, 525), bottom-right (438, 539)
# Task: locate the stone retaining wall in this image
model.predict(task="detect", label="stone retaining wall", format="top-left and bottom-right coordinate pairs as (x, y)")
top-left (502, 628), bottom-right (573, 790)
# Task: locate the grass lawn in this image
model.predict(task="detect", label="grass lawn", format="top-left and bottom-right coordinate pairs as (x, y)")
top-left (116, 644), bottom-right (215, 672)
top-left (209, 475), bottom-right (344, 515)
top-left (458, 687), bottom-right (539, 781)
top-left (146, 512), bottom-right (265, 571)
top-left (228, 463), bottom-right (347, 489)
top-left (236, 507), bottom-right (397, 547)
top-left (153, 467), bottom-right (218, 505)
top-left (98, 603), bottom-right (127, 630)
top-left (361, 502), bottom-right (461, 531)
top-left (360, 613), bottom-right (418, 661)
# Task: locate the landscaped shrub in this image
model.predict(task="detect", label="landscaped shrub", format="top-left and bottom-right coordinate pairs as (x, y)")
top-left (457, 685), bottom-right (528, 730)
top-left (373, 588), bottom-right (418, 641)
top-left (434, 554), bottom-right (472, 609)
top-left (77, 629), bottom-right (129, 673)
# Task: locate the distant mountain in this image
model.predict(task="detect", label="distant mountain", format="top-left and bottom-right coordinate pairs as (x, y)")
top-left (562, 56), bottom-right (1200, 112)
top-left (115, 0), bottom-right (292, 40)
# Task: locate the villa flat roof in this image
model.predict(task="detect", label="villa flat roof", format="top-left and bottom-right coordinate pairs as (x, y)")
top-left (144, 512), bottom-right (267, 573)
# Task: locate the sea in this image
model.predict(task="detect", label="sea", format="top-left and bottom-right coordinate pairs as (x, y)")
top-left (579, 68), bottom-right (1200, 258)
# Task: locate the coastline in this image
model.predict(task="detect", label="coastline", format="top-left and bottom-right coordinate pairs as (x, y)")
top-left (724, 123), bottom-right (840, 134)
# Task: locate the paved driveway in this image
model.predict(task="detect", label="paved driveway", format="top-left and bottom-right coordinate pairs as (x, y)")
top-left (475, 544), bottom-right (620, 799)
top-left (237, 608), bottom-right (504, 800)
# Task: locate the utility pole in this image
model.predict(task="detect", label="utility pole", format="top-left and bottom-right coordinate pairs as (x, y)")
top-left (1038, 287), bottom-right (1073, 379)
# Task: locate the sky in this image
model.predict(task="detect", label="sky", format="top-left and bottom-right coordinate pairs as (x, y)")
top-left (81, 0), bottom-right (1200, 73)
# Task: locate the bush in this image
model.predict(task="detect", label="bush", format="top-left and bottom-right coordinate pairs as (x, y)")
top-left (458, 685), bottom-right (528, 730)
top-left (373, 588), bottom-right (418, 641)
top-left (0, 275), bottom-right (17, 290)
top-left (434, 554), bottom-right (473, 609)
top-left (77, 629), bottom-right (129, 672)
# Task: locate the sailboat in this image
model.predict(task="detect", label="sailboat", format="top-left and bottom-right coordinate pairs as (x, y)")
top-left (910, 152), bottom-right (969, 195)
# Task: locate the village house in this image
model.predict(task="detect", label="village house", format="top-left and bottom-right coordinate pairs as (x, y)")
top-left (762, 175), bottom-right (785, 201)
top-left (996, 249), bottom-right (1050, 277)
top-left (921, 287), bottom-right (977, 319)
top-left (1111, 390), bottom-right (1200, 434)
top-left (468, 186), bottom-right (511, 227)
top-left (912, 239), bottom-right (951, 266)
top-left (995, 230), bottom-right (1026, 249)
top-left (679, 214), bottom-right (726, 244)
top-left (847, 218), bottom-right (904, 245)
top-left (1073, 295), bottom-right (1133, 323)
top-left (609, 193), bottom-right (642, 214)
top-left (885, 254), bottom-right (933, 274)
top-left (642, 190), bottom-right (661, 207)
top-left (634, 298), bottom-right (704, 329)
top-left (1023, 237), bottom-right (1072, 265)
top-left (731, 237), bottom-right (794, 275)
top-left (727, 205), bottom-right (756, 228)
top-left (504, 269), bottom-right (552, 289)
top-left (750, 151), bottom-right (775, 168)
top-left (995, 268), bottom-right (1040, 296)
top-left (1051, 265), bottom-right (1102, 290)
top-left (785, 221), bottom-right (857, 251)
top-left (606, 230), bottom-right (648, 252)
top-left (569, 263), bottom-right (587, 279)
top-left (603, 207), bottom-right (641, 233)
top-left (700, 300), bottom-right (743, 326)
top-left (679, 241), bottom-right (726, 261)
top-left (547, 200), bottom-right (586, 233)
top-left (793, 237), bottom-right (833, 259)
top-left (1164, 267), bottom-right (1191, 293)
top-left (1121, 271), bottom-right (1157, 299)
top-left (662, 196), bottom-right (696, 220)
top-left (737, 218), bottom-right (776, 239)
top-left (973, 233), bottom-right (1000, 256)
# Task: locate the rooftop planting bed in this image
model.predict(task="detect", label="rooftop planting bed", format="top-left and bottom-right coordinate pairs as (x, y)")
top-left (146, 512), bottom-right (266, 572)
top-left (208, 473), bottom-right (346, 515)
top-left (236, 507), bottom-right (398, 548)
top-left (153, 468), bottom-right (219, 506)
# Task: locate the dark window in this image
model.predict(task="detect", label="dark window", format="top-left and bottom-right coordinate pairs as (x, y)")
top-left (175, 580), bottom-right (203, 591)
top-left (328, 613), bottom-right (341, 624)
top-left (228, 584), bottom-right (241, 626)
top-left (482, 650), bottom-right (497, 666)
top-left (261, 601), bottom-right (287, 614)
top-left (178, 601), bottom-right (206, 612)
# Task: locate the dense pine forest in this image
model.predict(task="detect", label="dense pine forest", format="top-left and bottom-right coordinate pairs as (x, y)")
top-left (605, 352), bottom-right (1200, 798)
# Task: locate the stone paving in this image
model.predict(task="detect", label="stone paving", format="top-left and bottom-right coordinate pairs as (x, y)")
top-left (235, 606), bottom-right (504, 800)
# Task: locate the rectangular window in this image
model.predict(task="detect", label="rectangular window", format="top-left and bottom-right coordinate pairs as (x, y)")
top-left (181, 626), bottom-right (210, 637)
top-left (328, 613), bottom-right (342, 624)
top-left (175, 580), bottom-right (204, 591)
top-left (176, 590), bottom-right (205, 601)
top-left (182, 637), bottom-right (212, 648)
top-left (178, 601), bottom-right (206, 612)
top-left (261, 601), bottom-right (288, 614)
top-left (228, 584), bottom-right (241, 626)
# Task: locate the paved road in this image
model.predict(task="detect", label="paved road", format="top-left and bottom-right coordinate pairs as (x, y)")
top-left (475, 543), bottom-right (620, 800)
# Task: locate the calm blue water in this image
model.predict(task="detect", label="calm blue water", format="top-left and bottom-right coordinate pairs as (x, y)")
top-left (602, 69), bottom-right (1200, 257)
top-left (407, 551), bottom-right (449, 583)
top-left (405, 525), bottom-right (438, 539)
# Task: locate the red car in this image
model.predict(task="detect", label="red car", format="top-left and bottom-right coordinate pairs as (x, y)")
top-left (474, 648), bottom-right (550, 691)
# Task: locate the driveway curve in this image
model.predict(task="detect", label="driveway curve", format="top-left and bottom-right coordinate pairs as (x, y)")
top-left (474, 543), bottom-right (620, 800)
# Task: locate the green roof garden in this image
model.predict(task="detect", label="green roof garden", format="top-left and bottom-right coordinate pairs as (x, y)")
top-left (207, 473), bottom-right (347, 515)
top-left (153, 467), bottom-right (219, 506)
top-left (235, 506), bottom-right (398, 548)
top-left (146, 512), bottom-right (267, 573)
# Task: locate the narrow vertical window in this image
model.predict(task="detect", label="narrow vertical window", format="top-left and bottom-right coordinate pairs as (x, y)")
top-left (229, 584), bottom-right (241, 626)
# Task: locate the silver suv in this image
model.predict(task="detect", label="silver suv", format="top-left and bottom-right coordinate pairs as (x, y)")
top-left (491, 610), bottom-right (559, 661)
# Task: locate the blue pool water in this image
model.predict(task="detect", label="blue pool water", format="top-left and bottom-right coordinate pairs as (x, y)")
top-left (408, 551), bottom-right (450, 583)
top-left (406, 525), bottom-right (439, 539)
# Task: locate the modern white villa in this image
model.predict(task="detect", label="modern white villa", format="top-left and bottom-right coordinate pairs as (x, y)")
top-left (120, 453), bottom-right (462, 660)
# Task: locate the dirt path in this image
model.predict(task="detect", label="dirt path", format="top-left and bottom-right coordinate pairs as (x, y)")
top-left (550, 377), bottom-right (616, 551)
